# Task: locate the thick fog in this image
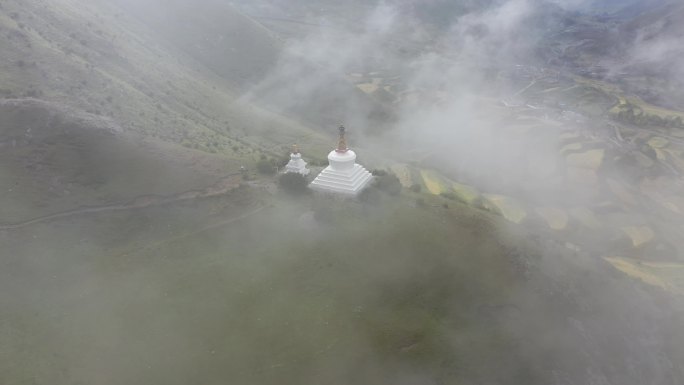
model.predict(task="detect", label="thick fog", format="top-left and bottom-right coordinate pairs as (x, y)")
top-left (2, 0), bottom-right (684, 384)
top-left (246, 0), bottom-right (684, 201)
top-left (246, 0), bottom-right (576, 193)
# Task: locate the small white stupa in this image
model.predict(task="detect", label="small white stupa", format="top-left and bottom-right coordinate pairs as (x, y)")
top-left (284, 144), bottom-right (310, 176)
top-left (309, 125), bottom-right (373, 195)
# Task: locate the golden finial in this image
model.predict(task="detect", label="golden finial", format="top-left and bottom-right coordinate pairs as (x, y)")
top-left (336, 124), bottom-right (348, 153)
top-left (292, 144), bottom-right (299, 154)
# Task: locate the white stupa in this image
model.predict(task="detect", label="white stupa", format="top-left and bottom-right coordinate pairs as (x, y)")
top-left (284, 145), bottom-right (310, 176)
top-left (309, 125), bottom-right (373, 195)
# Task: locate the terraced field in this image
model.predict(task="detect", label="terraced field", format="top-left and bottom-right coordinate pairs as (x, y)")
top-left (420, 169), bottom-right (446, 195)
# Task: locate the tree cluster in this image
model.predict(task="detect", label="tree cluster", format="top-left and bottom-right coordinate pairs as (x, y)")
top-left (375, 174), bottom-right (402, 196)
top-left (278, 172), bottom-right (308, 194)
top-left (257, 158), bottom-right (277, 175)
top-left (615, 106), bottom-right (684, 129)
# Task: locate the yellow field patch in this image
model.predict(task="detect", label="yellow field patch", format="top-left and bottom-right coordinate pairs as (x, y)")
top-left (535, 207), bottom-right (568, 230)
top-left (390, 164), bottom-right (413, 188)
top-left (483, 194), bottom-right (527, 224)
top-left (648, 137), bottom-right (669, 149)
top-left (540, 87), bottom-right (562, 93)
top-left (604, 257), bottom-right (673, 291)
top-left (621, 226), bottom-right (655, 248)
top-left (559, 132), bottom-right (581, 141)
top-left (566, 167), bottom-right (599, 186)
top-left (662, 202), bottom-right (682, 214)
top-left (661, 196), bottom-right (684, 214)
top-left (451, 182), bottom-right (480, 204)
top-left (578, 75), bottom-right (684, 118)
top-left (566, 149), bottom-right (604, 170)
top-left (640, 261), bottom-right (684, 269)
top-left (635, 99), bottom-right (684, 119)
top-left (420, 170), bottom-right (445, 195)
top-left (609, 96), bottom-right (629, 114)
top-left (356, 83), bottom-right (379, 94)
top-left (560, 142), bottom-right (582, 154)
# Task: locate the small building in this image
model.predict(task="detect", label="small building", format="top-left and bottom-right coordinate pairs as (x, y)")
top-left (284, 144), bottom-right (310, 176)
top-left (309, 125), bottom-right (373, 196)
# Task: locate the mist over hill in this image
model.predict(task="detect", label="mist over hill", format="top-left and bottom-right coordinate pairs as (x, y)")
top-left (110, 0), bottom-right (282, 89)
top-left (2, 0), bottom-right (684, 384)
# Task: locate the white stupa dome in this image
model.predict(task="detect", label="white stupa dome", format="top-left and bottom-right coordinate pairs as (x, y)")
top-left (327, 149), bottom-right (357, 172)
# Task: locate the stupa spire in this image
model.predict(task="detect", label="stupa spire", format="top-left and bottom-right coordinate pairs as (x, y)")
top-left (336, 125), bottom-right (348, 153)
top-left (292, 144), bottom-right (300, 154)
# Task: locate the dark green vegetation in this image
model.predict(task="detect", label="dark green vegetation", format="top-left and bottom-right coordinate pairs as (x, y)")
top-left (3, 186), bottom-right (683, 385)
top-left (278, 172), bottom-right (308, 194)
top-left (371, 169), bottom-right (402, 196)
top-left (257, 158), bottom-right (278, 175)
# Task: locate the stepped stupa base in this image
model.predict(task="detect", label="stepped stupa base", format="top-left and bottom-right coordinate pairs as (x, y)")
top-left (309, 164), bottom-right (373, 196)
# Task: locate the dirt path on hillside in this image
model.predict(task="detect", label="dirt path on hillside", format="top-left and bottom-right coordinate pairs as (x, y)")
top-left (0, 173), bottom-right (244, 231)
top-left (115, 204), bottom-right (269, 259)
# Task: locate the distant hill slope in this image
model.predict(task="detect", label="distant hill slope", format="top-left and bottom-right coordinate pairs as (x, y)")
top-left (530, 1), bottom-right (684, 109)
top-left (615, 3), bottom-right (684, 108)
top-left (620, 3), bottom-right (684, 43)
top-left (109, 0), bottom-right (283, 89)
top-left (574, 0), bottom-right (667, 13)
top-left (0, 0), bottom-right (331, 155)
top-left (117, 0), bottom-right (396, 133)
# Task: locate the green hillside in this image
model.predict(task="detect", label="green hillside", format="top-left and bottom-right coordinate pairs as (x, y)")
top-left (3, 180), bottom-right (683, 385)
top-left (0, 98), bottom-right (246, 223)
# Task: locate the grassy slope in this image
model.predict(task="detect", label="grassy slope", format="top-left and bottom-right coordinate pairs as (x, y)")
top-left (110, 0), bottom-right (283, 89)
top-left (0, 0), bottom-right (341, 222)
top-left (0, 0), bottom-right (331, 156)
top-left (2, 189), bottom-right (682, 385)
top-left (0, 98), bottom-right (242, 223)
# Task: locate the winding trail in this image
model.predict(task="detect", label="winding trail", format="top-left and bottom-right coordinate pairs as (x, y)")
top-left (0, 173), bottom-right (244, 231)
top-left (116, 204), bottom-right (269, 258)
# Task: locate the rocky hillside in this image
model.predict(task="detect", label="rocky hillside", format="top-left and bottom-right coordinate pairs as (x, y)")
top-left (0, 0), bottom-right (334, 155)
